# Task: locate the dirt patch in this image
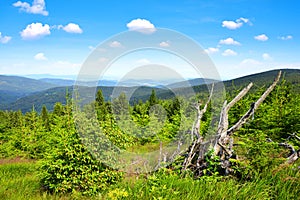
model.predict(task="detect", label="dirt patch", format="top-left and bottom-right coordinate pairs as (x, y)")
top-left (0, 157), bottom-right (35, 165)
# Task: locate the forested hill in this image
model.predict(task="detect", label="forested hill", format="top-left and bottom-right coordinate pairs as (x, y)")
top-left (0, 75), bottom-right (57, 92)
top-left (0, 75), bottom-right (58, 107)
top-left (1, 86), bottom-right (177, 113)
top-left (0, 69), bottom-right (299, 113)
top-left (223, 69), bottom-right (300, 90)
top-left (191, 69), bottom-right (300, 93)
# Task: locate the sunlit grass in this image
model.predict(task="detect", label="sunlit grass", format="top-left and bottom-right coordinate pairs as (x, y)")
top-left (0, 160), bottom-right (299, 200)
top-left (0, 162), bottom-right (75, 200)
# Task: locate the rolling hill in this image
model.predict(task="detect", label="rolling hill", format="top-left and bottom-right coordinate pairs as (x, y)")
top-left (0, 75), bottom-right (58, 107)
top-left (0, 69), bottom-right (299, 113)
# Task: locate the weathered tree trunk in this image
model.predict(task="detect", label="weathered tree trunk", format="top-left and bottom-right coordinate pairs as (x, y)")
top-left (182, 71), bottom-right (283, 176)
top-left (268, 133), bottom-right (300, 164)
top-left (182, 83), bottom-right (214, 171)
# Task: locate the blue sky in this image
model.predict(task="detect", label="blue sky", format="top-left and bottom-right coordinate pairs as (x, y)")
top-left (0, 0), bottom-right (299, 80)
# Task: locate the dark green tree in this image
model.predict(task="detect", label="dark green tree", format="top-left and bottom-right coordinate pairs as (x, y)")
top-left (41, 105), bottom-right (50, 130)
top-left (53, 102), bottom-right (64, 117)
top-left (95, 89), bottom-right (105, 107)
top-left (149, 89), bottom-right (158, 106)
top-left (95, 89), bottom-right (112, 122)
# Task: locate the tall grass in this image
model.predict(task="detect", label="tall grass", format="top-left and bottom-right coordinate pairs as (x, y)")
top-left (0, 162), bottom-right (75, 200)
top-left (0, 161), bottom-right (299, 199)
top-left (104, 163), bottom-right (300, 200)
top-left (0, 162), bottom-right (40, 200)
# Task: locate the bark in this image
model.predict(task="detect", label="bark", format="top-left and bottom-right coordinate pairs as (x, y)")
top-left (279, 143), bottom-right (299, 164)
top-left (215, 71), bottom-right (281, 160)
top-left (277, 133), bottom-right (300, 164)
top-left (182, 84), bottom-right (214, 171)
top-left (181, 71), bottom-right (282, 176)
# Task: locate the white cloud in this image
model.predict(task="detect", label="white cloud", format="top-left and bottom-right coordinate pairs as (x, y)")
top-left (0, 32), bottom-right (12, 44)
top-left (262, 53), bottom-right (272, 61)
top-left (34, 52), bottom-right (47, 60)
top-left (222, 49), bottom-right (237, 56)
top-left (126, 18), bottom-right (156, 34)
top-left (238, 17), bottom-right (250, 24)
top-left (20, 22), bottom-right (50, 40)
top-left (219, 37), bottom-right (241, 45)
top-left (88, 45), bottom-right (95, 51)
top-left (109, 41), bottom-right (122, 48)
top-left (240, 58), bottom-right (262, 66)
top-left (58, 23), bottom-right (83, 34)
top-left (222, 21), bottom-right (243, 30)
top-left (222, 17), bottom-right (251, 30)
top-left (159, 41), bottom-right (170, 47)
top-left (278, 35), bottom-right (293, 40)
top-left (254, 34), bottom-right (269, 41)
top-left (13, 0), bottom-right (48, 16)
top-left (204, 47), bottom-right (219, 54)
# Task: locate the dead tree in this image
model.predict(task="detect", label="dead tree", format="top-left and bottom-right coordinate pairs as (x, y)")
top-left (268, 133), bottom-right (300, 164)
top-left (182, 83), bottom-right (214, 171)
top-left (182, 71), bottom-right (282, 176)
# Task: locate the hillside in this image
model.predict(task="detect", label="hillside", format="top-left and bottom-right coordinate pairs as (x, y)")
top-left (0, 75), bottom-right (57, 93)
top-left (223, 69), bottom-right (300, 90)
top-left (3, 85), bottom-right (175, 113)
top-left (0, 75), bottom-right (58, 107)
top-left (1, 69), bottom-right (299, 113)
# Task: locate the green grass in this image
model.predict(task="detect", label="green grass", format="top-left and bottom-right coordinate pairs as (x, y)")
top-left (103, 164), bottom-right (300, 200)
top-left (0, 162), bottom-right (40, 200)
top-left (0, 162), bottom-right (75, 200)
top-left (0, 161), bottom-right (299, 200)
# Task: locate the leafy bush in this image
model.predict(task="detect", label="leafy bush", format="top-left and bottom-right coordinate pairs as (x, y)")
top-left (39, 122), bottom-right (123, 195)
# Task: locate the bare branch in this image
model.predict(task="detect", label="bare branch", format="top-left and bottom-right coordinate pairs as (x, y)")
top-left (294, 134), bottom-right (300, 141)
top-left (217, 82), bottom-right (253, 135)
top-left (227, 82), bottom-right (253, 110)
top-left (290, 132), bottom-right (300, 142)
top-left (279, 142), bottom-right (299, 164)
top-left (217, 100), bottom-right (228, 135)
top-left (227, 71), bottom-right (282, 136)
top-left (182, 138), bottom-right (202, 171)
top-left (193, 83), bottom-right (214, 139)
top-left (181, 71), bottom-right (285, 175)
top-left (279, 142), bottom-right (296, 154)
top-left (254, 71), bottom-right (282, 109)
top-left (226, 102), bottom-right (255, 136)
top-left (267, 138), bottom-right (299, 164)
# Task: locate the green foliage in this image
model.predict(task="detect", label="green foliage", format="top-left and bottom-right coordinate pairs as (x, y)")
top-left (40, 139), bottom-right (122, 195)
top-left (40, 114), bottom-right (123, 195)
top-left (149, 89), bottom-right (158, 106)
top-left (95, 89), bottom-right (105, 107)
top-left (0, 162), bottom-right (41, 200)
top-left (41, 105), bottom-right (50, 130)
top-left (233, 129), bottom-right (285, 180)
top-left (0, 74), bottom-right (300, 197)
top-left (1, 161), bottom-right (299, 200)
top-left (227, 78), bottom-right (300, 180)
top-left (102, 162), bottom-right (300, 200)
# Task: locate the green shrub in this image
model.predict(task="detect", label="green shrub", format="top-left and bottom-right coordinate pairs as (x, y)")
top-left (39, 114), bottom-right (123, 196)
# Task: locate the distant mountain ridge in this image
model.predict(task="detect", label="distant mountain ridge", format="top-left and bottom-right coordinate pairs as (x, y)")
top-left (0, 69), bottom-right (299, 113)
top-left (0, 75), bottom-right (57, 93)
top-left (0, 75), bottom-right (58, 106)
